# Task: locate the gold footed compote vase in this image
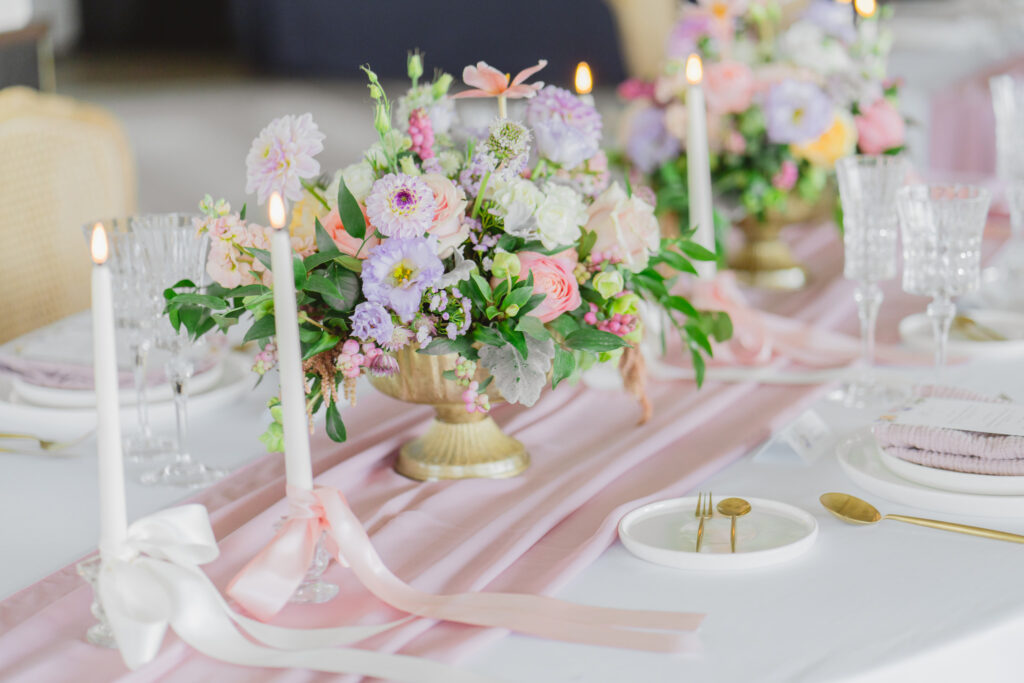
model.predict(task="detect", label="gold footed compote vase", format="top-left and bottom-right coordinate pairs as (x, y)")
top-left (368, 345), bottom-right (528, 481)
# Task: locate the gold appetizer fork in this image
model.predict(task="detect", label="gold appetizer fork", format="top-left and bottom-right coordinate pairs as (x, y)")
top-left (695, 492), bottom-right (713, 552)
top-left (0, 430), bottom-right (93, 455)
top-left (952, 315), bottom-right (1006, 342)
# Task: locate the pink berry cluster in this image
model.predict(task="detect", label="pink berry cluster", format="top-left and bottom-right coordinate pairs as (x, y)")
top-left (583, 303), bottom-right (637, 337)
top-left (336, 339), bottom-right (397, 379)
top-left (589, 250), bottom-right (622, 268)
top-left (408, 108), bottom-right (434, 160)
top-left (252, 343), bottom-right (278, 376)
top-left (452, 355), bottom-right (491, 414)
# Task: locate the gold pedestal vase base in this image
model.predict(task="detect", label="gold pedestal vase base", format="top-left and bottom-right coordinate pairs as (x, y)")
top-left (396, 405), bottom-right (529, 481)
top-left (729, 237), bottom-right (808, 291)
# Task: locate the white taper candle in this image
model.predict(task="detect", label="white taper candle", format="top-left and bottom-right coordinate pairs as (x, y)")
top-left (685, 54), bottom-right (717, 281)
top-left (90, 223), bottom-right (128, 556)
top-left (268, 193), bottom-right (314, 491)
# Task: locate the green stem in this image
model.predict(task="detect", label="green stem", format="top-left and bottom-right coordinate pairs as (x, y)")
top-left (498, 95), bottom-right (507, 119)
top-left (300, 179), bottom-right (331, 210)
top-left (471, 171), bottom-right (492, 219)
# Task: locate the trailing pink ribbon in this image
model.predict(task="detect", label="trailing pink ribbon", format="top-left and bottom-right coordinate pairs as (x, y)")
top-left (228, 485), bottom-right (703, 653)
top-left (691, 272), bottom-right (933, 368)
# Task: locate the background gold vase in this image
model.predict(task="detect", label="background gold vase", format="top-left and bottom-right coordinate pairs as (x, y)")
top-left (368, 346), bottom-right (529, 481)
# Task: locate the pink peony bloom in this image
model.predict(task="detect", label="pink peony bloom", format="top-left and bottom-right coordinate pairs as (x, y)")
top-left (724, 130), bottom-right (746, 155)
top-left (855, 98), bottom-right (906, 155)
top-left (617, 78), bottom-right (656, 101)
top-left (771, 160), bottom-right (799, 191)
top-left (245, 113), bottom-right (325, 205)
top-left (320, 208), bottom-right (380, 258)
top-left (585, 183), bottom-right (661, 273)
top-left (517, 251), bottom-right (582, 323)
top-left (421, 173), bottom-right (469, 257)
top-left (454, 60), bottom-right (547, 100)
top-left (704, 61), bottom-right (754, 114)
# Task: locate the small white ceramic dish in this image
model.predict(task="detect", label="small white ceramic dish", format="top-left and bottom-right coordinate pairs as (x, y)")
top-left (899, 310), bottom-right (1024, 360)
top-left (837, 431), bottom-right (1024, 517)
top-left (878, 448), bottom-right (1024, 496)
top-left (618, 495), bottom-right (818, 570)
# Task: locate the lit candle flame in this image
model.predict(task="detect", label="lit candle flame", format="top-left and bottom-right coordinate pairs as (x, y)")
top-left (268, 192), bottom-right (287, 229)
top-left (685, 54), bottom-right (703, 85)
top-left (854, 0), bottom-right (876, 18)
top-left (90, 223), bottom-right (108, 264)
top-left (574, 61), bottom-right (593, 96)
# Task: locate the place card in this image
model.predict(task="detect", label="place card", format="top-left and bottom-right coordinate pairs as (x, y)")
top-left (753, 409), bottom-right (834, 465)
top-left (886, 397), bottom-right (1024, 437)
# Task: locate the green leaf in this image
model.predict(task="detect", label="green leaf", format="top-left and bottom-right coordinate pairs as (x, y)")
top-left (247, 247), bottom-right (274, 272)
top-left (299, 325), bottom-right (321, 344)
top-left (227, 284), bottom-right (269, 298)
top-left (548, 315), bottom-right (580, 339)
top-left (552, 346), bottom-right (575, 389)
top-left (168, 292), bottom-right (229, 310)
top-left (292, 254), bottom-right (307, 289)
top-left (684, 322), bottom-right (713, 355)
top-left (663, 295), bottom-right (698, 320)
top-left (518, 293), bottom-right (547, 317)
top-left (485, 304), bottom-right (500, 320)
top-left (470, 272), bottom-right (493, 302)
top-left (325, 401), bottom-right (347, 442)
top-left (472, 326), bottom-right (505, 347)
top-left (577, 229), bottom-right (598, 262)
top-left (690, 348), bottom-right (706, 387)
top-left (304, 274), bottom-right (345, 302)
top-left (303, 332), bottom-right (339, 360)
top-left (565, 328), bottom-right (629, 352)
top-left (325, 266), bottom-right (360, 312)
top-left (711, 312), bottom-right (733, 342)
top-left (679, 241), bottom-right (717, 261)
top-left (504, 285), bottom-right (534, 310)
top-left (333, 254), bottom-right (363, 272)
top-left (441, 369), bottom-right (457, 381)
top-left (419, 336), bottom-right (476, 358)
top-left (314, 217), bottom-right (342, 256)
top-left (304, 250), bottom-right (339, 270)
top-left (515, 315), bottom-right (550, 341)
top-left (243, 314), bottom-right (276, 343)
top-left (239, 203), bottom-right (247, 221)
top-left (338, 177), bottom-right (366, 240)
top-left (498, 321), bottom-right (528, 359)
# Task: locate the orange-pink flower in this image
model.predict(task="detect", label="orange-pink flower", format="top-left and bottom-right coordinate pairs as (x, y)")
top-left (454, 60), bottom-right (548, 100)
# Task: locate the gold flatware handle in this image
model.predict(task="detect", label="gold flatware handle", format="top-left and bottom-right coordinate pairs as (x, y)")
top-left (696, 517), bottom-right (707, 552)
top-left (730, 517), bottom-right (736, 553)
top-left (885, 514), bottom-right (1024, 544)
top-left (953, 316), bottom-right (1007, 342)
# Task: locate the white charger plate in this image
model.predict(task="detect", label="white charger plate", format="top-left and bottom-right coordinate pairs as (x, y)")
top-left (618, 495), bottom-right (818, 570)
top-left (878, 448), bottom-right (1024, 496)
top-left (0, 355), bottom-right (251, 441)
top-left (899, 310), bottom-right (1024, 359)
top-left (837, 431), bottom-right (1024, 517)
top-left (10, 359), bottom-right (225, 408)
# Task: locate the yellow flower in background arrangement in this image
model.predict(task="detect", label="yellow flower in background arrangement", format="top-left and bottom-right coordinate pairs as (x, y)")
top-left (288, 189), bottom-right (330, 240)
top-left (790, 110), bottom-right (857, 168)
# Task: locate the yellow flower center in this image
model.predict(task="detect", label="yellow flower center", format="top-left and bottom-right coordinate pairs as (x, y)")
top-left (792, 108), bottom-right (805, 124)
top-left (711, 2), bottom-right (729, 20)
top-left (391, 260), bottom-right (415, 285)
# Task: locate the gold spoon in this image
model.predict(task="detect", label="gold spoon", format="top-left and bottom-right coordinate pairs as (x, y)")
top-left (952, 315), bottom-right (1006, 342)
top-left (716, 497), bottom-right (751, 553)
top-left (820, 493), bottom-right (1024, 544)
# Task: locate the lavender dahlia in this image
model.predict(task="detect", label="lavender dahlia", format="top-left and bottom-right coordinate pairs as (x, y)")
top-left (625, 106), bottom-right (680, 174)
top-left (526, 85), bottom-right (602, 169)
top-left (763, 80), bottom-right (833, 144)
top-left (361, 237), bottom-right (443, 322)
top-left (365, 173), bottom-right (437, 238)
top-left (350, 301), bottom-right (395, 345)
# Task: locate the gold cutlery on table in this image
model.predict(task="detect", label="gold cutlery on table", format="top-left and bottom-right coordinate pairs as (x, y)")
top-left (694, 492), bottom-right (713, 552)
top-left (717, 497), bottom-right (752, 553)
top-left (0, 430), bottom-right (93, 456)
top-left (820, 492), bottom-right (1024, 544)
top-left (952, 315), bottom-right (1007, 342)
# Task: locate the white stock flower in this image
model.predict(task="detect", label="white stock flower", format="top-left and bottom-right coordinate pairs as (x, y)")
top-left (487, 176), bottom-right (543, 238)
top-left (329, 161), bottom-right (375, 204)
top-left (535, 184), bottom-right (586, 250)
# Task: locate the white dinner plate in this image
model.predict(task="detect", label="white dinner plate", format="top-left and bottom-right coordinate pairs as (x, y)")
top-left (837, 431), bottom-right (1024, 517)
top-left (0, 354), bottom-right (251, 441)
top-left (618, 495), bottom-right (818, 570)
top-left (899, 310), bottom-right (1024, 360)
top-left (10, 359), bottom-right (225, 408)
top-left (878, 447), bottom-right (1024, 496)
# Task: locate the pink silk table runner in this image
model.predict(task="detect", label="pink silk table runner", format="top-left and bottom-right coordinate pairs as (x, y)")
top-left (0, 223), bottom-right (984, 682)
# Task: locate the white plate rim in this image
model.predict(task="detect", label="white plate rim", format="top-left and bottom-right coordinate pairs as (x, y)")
top-left (878, 447), bottom-right (1024, 496)
top-left (899, 310), bottom-right (1024, 359)
top-left (617, 495), bottom-right (818, 571)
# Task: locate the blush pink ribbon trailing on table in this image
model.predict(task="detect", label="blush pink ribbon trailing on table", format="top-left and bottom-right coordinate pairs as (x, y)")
top-left (690, 272), bottom-right (932, 368)
top-left (227, 485), bottom-right (704, 653)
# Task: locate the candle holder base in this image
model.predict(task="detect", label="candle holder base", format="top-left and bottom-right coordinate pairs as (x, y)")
top-left (76, 556), bottom-right (117, 649)
top-left (139, 459), bottom-right (226, 488)
top-left (288, 529), bottom-right (339, 605)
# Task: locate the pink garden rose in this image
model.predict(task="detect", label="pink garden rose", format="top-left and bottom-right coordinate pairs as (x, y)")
top-left (422, 173), bottom-right (469, 256)
top-left (321, 207), bottom-right (380, 258)
top-left (517, 251), bottom-right (581, 323)
top-left (704, 61), bottom-right (754, 114)
top-left (854, 98), bottom-right (905, 155)
top-left (585, 183), bottom-right (660, 273)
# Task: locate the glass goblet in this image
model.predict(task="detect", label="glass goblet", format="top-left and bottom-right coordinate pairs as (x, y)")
top-left (897, 184), bottom-right (991, 378)
top-left (834, 154), bottom-right (907, 407)
top-left (132, 214), bottom-right (227, 488)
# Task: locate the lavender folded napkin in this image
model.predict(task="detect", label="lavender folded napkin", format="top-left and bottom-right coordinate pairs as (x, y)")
top-left (874, 386), bottom-right (1024, 476)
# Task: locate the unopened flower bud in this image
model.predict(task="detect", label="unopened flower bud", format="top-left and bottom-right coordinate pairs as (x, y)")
top-left (593, 270), bottom-right (625, 299)
top-left (491, 251), bottom-right (521, 279)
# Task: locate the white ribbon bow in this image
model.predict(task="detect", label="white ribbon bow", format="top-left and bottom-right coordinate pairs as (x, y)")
top-left (96, 504), bottom-right (499, 683)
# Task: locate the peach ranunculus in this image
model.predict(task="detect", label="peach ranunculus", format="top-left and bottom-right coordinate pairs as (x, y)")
top-left (422, 173), bottom-right (469, 257)
top-left (585, 183), bottom-right (660, 273)
top-left (790, 110), bottom-right (857, 168)
top-left (703, 61), bottom-right (754, 114)
top-left (854, 98), bottom-right (906, 155)
top-left (517, 251), bottom-right (582, 323)
top-left (320, 207), bottom-right (380, 258)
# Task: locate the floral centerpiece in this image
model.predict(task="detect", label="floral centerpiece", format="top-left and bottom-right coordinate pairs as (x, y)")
top-left (166, 54), bottom-right (729, 478)
top-left (618, 0), bottom-right (905, 287)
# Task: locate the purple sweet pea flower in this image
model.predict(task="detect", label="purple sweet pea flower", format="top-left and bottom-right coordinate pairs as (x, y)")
top-left (361, 237), bottom-right (443, 322)
top-left (803, 0), bottom-right (857, 43)
top-left (763, 80), bottom-right (833, 144)
top-left (625, 105), bottom-right (680, 173)
top-left (526, 85), bottom-right (602, 169)
top-left (666, 15), bottom-right (714, 59)
top-left (350, 301), bottom-right (395, 344)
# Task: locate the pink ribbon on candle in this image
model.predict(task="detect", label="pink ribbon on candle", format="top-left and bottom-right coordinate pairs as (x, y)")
top-left (227, 486), bottom-right (703, 653)
top-left (691, 272), bottom-right (933, 368)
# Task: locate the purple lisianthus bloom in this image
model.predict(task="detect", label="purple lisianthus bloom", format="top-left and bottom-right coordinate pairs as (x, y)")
top-left (666, 15), bottom-right (714, 59)
top-left (625, 105), bottom-right (680, 173)
top-left (361, 237), bottom-right (443, 322)
top-left (763, 81), bottom-right (833, 144)
top-left (365, 173), bottom-right (437, 239)
top-left (803, 0), bottom-right (857, 43)
top-left (350, 301), bottom-right (394, 344)
top-left (526, 85), bottom-right (602, 169)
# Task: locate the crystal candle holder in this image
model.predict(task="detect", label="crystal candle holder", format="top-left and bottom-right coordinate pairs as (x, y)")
top-left (76, 556), bottom-right (117, 648)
